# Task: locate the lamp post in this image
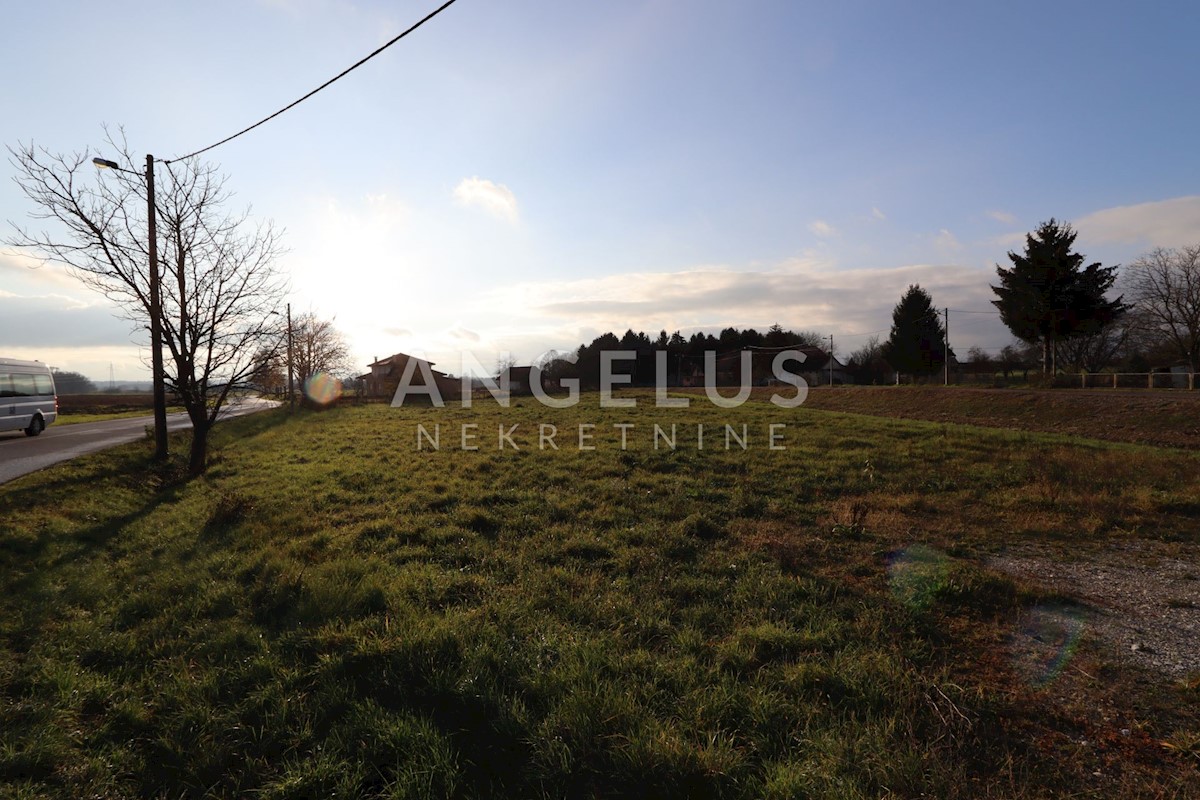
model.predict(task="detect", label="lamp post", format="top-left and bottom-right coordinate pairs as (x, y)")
top-left (93, 155), bottom-right (168, 460)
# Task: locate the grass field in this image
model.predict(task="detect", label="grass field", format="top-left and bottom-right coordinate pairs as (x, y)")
top-left (2, 392), bottom-right (1198, 798)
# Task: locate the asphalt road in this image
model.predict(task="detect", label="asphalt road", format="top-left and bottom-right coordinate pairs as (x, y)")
top-left (0, 398), bottom-right (277, 485)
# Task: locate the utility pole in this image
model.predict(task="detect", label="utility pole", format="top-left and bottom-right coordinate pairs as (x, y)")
top-left (287, 302), bottom-right (295, 412)
top-left (944, 307), bottom-right (949, 387)
top-left (94, 154), bottom-right (167, 457)
top-left (828, 334), bottom-right (834, 386)
top-left (145, 155), bottom-right (168, 460)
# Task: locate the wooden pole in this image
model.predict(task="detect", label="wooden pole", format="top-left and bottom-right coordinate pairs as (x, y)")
top-left (828, 334), bottom-right (834, 386)
top-left (287, 302), bottom-right (295, 412)
top-left (943, 307), bottom-right (949, 386)
top-left (146, 155), bottom-right (168, 460)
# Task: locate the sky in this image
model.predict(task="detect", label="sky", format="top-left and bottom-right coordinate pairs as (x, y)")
top-left (2, 0), bottom-right (1199, 381)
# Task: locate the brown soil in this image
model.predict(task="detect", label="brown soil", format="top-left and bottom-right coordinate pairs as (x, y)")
top-left (797, 386), bottom-right (1200, 449)
top-left (57, 393), bottom-right (156, 414)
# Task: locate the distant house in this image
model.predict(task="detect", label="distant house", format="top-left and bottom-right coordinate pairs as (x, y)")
top-left (499, 365), bottom-right (535, 395)
top-left (358, 353), bottom-right (462, 401)
top-left (792, 347), bottom-right (852, 386)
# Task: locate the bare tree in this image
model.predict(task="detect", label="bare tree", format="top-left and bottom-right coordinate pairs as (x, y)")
top-left (965, 346), bottom-right (994, 374)
top-left (1056, 317), bottom-right (1131, 373)
top-left (7, 134), bottom-right (285, 474)
top-left (1124, 245), bottom-right (1200, 371)
top-left (997, 343), bottom-right (1032, 379)
top-left (495, 354), bottom-right (517, 379)
top-left (248, 346), bottom-right (287, 395)
top-left (846, 335), bottom-right (890, 384)
top-left (290, 312), bottom-right (355, 384)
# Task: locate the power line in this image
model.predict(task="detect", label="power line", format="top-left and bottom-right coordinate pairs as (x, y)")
top-left (834, 328), bottom-right (889, 339)
top-left (948, 308), bottom-right (1000, 314)
top-left (947, 316), bottom-right (1002, 329)
top-left (166, 0), bottom-right (460, 164)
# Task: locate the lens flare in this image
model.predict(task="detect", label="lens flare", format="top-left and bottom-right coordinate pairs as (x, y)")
top-left (304, 372), bottom-right (341, 406)
top-left (887, 544), bottom-right (948, 610)
top-left (1012, 605), bottom-right (1085, 687)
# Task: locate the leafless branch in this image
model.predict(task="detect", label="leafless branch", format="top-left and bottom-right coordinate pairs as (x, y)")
top-left (6, 133), bottom-right (288, 473)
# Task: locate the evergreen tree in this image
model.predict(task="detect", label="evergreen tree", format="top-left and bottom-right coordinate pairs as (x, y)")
top-left (991, 219), bottom-right (1125, 373)
top-left (882, 284), bottom-right (949, 378)
top-left (765, 323), bottom-right (789, 347)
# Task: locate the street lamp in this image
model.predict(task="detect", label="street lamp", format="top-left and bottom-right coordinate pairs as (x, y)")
top-left (94, 154), bottom-right (168, 460)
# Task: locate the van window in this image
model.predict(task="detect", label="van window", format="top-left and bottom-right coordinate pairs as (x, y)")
top-left (0, 373), bottom-right (12, 398)
top-left (34, 374), bottom-right (53, 395)
top-left (10, 373), bottom-right (35, 397)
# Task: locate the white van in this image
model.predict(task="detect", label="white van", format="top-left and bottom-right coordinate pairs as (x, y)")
top-left (0, 358), bottom-right (58, 436)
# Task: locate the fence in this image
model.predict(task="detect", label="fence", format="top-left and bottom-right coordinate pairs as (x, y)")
top-left (910, 372), bottom-right (1198, 390)
top-left (1077, 371), bottom-right (1196, 390)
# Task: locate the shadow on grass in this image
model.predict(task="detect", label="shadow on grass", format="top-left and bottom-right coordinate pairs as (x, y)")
top-left (0, 412), bottom-right (289, 651)
top-left (214, 405), bottom-right (294, 440)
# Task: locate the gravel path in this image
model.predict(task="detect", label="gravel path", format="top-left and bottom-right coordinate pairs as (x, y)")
top-left (989, 541), bottom-right (1200, 678)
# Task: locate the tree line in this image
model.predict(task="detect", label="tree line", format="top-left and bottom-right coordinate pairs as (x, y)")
top-left (536, 325), bottom-right (826, 389)
top-left (539, 220), bottom-right (1200, 388)
top-left (858, 221), bottom-right (1200, 382)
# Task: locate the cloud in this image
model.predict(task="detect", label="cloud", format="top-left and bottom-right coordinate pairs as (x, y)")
top-left (454, 177), bottom-right (519, 223)
top-left (987, 210), bottom-right (1017, 225)
top-left (933, 229), bottom-right (963, 253)
top-left (0, 291), bottom-right (141, 348)
top-left (871, 207), bottom-right (887, 221)
top-left (0, 344), bottom-right (153, 383)
top-left (1075, 196), bottom-right (1200, 249)
top-left (480, 256), bottom-right (1005, 349)
top-left (809, 220), bottom-right (837, 238)
top-left (988, 231), bottom-right (1028, 250)
top-left (0, 248), bottom-right (85, 292)
top-left (382, 327), bottom-right (412, 338)
top-left (351, 252), bottom-right (1018, 371)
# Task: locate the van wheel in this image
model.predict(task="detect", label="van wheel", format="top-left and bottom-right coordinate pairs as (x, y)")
top-left (25, 416), bottom-right (44, 437)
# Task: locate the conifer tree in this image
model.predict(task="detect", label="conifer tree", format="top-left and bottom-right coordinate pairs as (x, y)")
top-left (992, 219), bottom-right (1124, 373)
top-left (882, 284), bottom-right (949, 378)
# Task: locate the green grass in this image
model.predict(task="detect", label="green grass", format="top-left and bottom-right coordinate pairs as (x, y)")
top-left (2, 394), bottom-right (1198, 798)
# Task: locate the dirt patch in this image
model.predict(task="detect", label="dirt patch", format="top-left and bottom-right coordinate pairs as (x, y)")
top-left (989, 541), bottom-right (1200, 679)
top-left (57, 393), bottom-right (156, 414)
